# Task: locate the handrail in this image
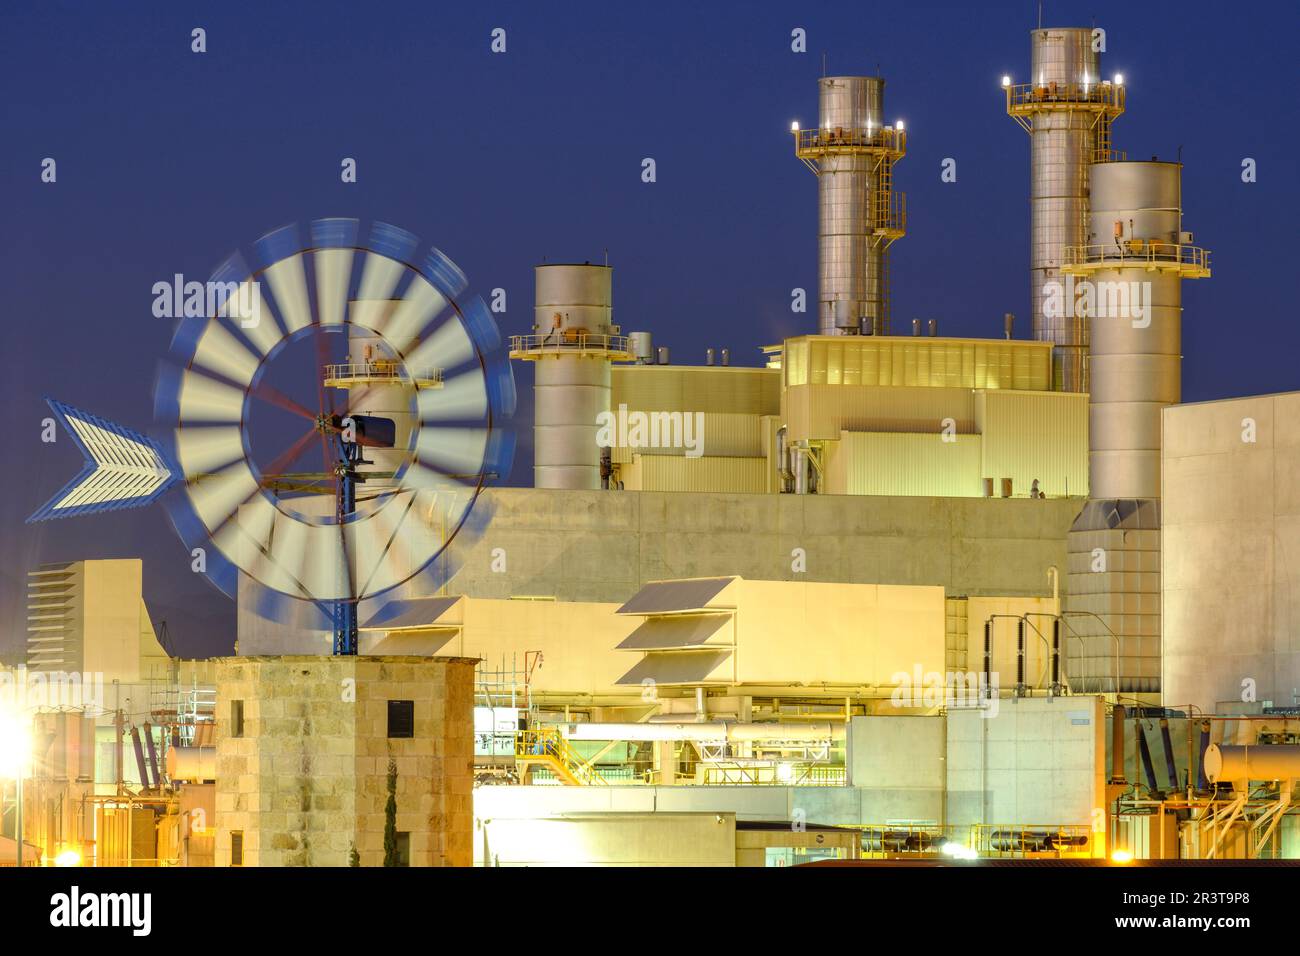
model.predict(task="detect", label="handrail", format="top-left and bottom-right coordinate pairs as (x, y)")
top-left (793, 126), bottom-right (906, 154)
top-left (698, 762), bottom-right (845, 786)
top-left (970, 823), bottom-right (1095, 858)
top-left (510, 332), bottom-right (630, 355)
top-left (515, 727), bottom-right (608, 785)
top-left (322, 361), bottom-right (443, 384)
top-left (1005, 81), bottom-right (1125, 111)
top-left (1063, 242), bottom-right (1211, 272)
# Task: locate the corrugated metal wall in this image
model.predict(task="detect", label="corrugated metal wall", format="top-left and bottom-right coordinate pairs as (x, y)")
top-left (611, 365), bottom-right (780, 415)
top-left (823, 431), bottom-right (983, 497)
top-left (786, 384), bottom-right (976, 442)
top-left (976, 390), bottom-right (1088, 498)
top-left (621, 455), bottom-right (768, 493)
top-left (783, 336), bottom-right (1052, 390)
top-left (610, 412), bottom-right (762, 464)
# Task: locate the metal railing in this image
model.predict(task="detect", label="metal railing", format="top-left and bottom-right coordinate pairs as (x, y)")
top-left (1005, 81), bottom-right (1125, 112)
top-left (970, 823), bottom-right (1095, 859)
top-left (874, 189), bottom-right (906, 235)
top-left (698, 763), bottom-right (846, 786)
top-left (514, 727), bottom-right (608, 785)
top-left (858, 824), bottom-right (950, 858)
top-left (509, 332), bottom-right (630, 356)
top-left (322, 361), bottom-right (443, 385)
top-left (793, 125), bottom-right (906, 156)
top-left (1063, 241), bottom-right (1211, 274)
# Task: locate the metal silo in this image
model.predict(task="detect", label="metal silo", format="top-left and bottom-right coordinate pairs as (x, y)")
top-left (795, 76), bottom-right (906, 335)
top-left (510, 264), bottom-right (629, 489)
top-left (1006, 28), bottom-right (1125, 391)
top-left (1063, 160), bottom-right (1211, 696)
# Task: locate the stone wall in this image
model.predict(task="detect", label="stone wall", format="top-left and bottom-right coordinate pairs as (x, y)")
top-left (214, 655), bottom-right (475, 867)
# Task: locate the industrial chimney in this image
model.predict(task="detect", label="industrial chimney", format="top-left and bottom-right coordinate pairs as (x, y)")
top-left (1063, 160), bottom-right (1210, 695)
top-left (511, 263), bottom-right (629, 489)
top-left (795, 75), bottom-right (906, 335)
top-left (1005, 28), bottom-right (1125, 391)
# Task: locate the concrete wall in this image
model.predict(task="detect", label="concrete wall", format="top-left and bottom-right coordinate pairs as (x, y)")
top-left (214, 655), bottom-right (475, 867)
top-left (1163, 392), bottom-right (1300, 712)
top-left (945, 695), bottom-right (1105, 833)
top-left (845, 715), bottom-right (945, 821)
top-left (475, 782), bottom-right (927, 830)
top-left (479, 812), bottom-right (736, 866)
top-left (236, 489), bottom-right (1079, 653)
top-left (449, 488), bottom-right (1080, 603)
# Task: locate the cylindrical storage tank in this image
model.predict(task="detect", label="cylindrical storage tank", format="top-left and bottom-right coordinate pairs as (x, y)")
top-left (628, 331), bottom-right (653, 364)
top-left (166, 746), bottom-right (216, 782)
top-left (531, 264), bottom-right (613, 490)
top-left (1027, 28), bottom-right (1103, 392)
top-left (1085, 161), bottom-right (1183, 499)
top-left (1204, 744), bottom-right (1300, 785)
top-left (818, 76), bottom-right (885, 336)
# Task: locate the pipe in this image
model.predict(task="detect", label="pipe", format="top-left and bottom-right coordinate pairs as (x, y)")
top-left (1003, 312), bottom-right (1014, 340)
top-left (912, 318), bottom-right (921, 336)
top-left (927, 319), bottom-right (938, 337)
top-left (1110, 704), bottom-right (1126, 783)
top-left (561, 721), bottom-right (845, 743)
top-left (706, 347), bottom-right (715, 366)
top-left (1050, 617), bottom-right (1061, 695)
top-left (983, 619), bottom-right (993, 699)
top-left (1204, 744), bottom-right (1300, 785)
top-left (720, 348), bottom-right (730, 367)
top-left (1196, 719), bottom-right (1211, 790)
top-left (1015, 618), bottom-right (1026, 696)
top-left (1158, 717), bottom-right (1179, 791)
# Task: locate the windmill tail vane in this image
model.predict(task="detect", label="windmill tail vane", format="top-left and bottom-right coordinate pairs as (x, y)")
top-left (28, 398), bottom-right (178, 523)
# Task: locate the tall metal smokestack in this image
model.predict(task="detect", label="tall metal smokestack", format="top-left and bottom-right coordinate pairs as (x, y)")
top-left (1005, 28), bottom-right (1125, 391)
top-left (795, 76), bottom-right (906, 335)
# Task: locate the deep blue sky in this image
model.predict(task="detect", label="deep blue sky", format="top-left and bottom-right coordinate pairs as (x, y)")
top-left (2, 0), bottom-right (1295, 658)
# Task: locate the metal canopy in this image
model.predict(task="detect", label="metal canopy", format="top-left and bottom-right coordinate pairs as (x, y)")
top-left (616, 576), bottom-right (737, 615)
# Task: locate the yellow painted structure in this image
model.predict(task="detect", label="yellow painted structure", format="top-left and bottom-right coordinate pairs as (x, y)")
top-left (614, 577), bottom-right (945, 692)
top-left (782, 335), bottom-right (1052, 390)
top-left (608, 337), bottom-right (1087, 499)
top-left (620, 455), bottom-right (768, 493)
top-left (824, 432), bottom-right (983, 497)
top-left (359, 577), bottom-right (946, 702)
top-left (611, 364), bottom-right (779, 416)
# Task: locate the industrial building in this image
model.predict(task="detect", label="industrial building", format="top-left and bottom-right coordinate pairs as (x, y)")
top-left (3, 20), bottom-right (1297, 869)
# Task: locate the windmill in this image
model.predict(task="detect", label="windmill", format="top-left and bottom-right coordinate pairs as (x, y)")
top-left (30, 218), bottom-right (515, 655)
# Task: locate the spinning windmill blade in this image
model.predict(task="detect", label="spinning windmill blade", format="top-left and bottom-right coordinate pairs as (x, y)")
top-left (28, 218), bottom-right (515, 655)
top-left (153, 218), bottom-right (515, 638)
